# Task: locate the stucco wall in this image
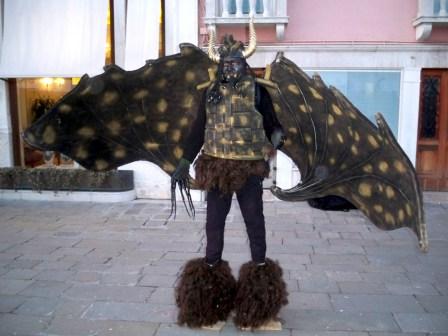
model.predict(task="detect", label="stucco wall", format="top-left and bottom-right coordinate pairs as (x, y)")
top-left (199, 0), bottom-right (448, 45)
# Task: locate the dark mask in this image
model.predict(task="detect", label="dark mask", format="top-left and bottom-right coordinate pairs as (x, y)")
top-left (222, 57), bottom-right (246, 84)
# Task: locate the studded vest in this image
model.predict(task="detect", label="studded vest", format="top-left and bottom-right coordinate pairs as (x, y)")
top-left (203, 76), bottom-right (269, 160)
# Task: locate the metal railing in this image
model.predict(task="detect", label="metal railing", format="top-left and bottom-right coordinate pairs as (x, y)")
top-left (413, 0), bottom-right (448, 40)
top-left (204, 0), bottom-right (288, 40)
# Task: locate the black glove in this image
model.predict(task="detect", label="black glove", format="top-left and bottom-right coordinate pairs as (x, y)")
top-left (170, 157), bottom-right (195, 219)
top-left (271, 129), bottom-right (286, 150)
top-left (172, 158), bottom-right (191, 182)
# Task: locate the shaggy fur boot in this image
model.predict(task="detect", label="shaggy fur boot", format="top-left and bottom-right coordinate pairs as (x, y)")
top-left (175, 258), bottom-right (236, 328)
top-left (234, 258), bottom-right (288, 329)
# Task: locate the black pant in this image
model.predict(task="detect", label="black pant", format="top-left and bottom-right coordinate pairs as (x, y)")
top-left (205, 175), bottom-right (266, 264)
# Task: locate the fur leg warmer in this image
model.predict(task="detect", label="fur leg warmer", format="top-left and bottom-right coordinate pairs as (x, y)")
top-left (234, 258), bottom-right (288, 329)
top-left (175, 258), bottom-right (236, 328)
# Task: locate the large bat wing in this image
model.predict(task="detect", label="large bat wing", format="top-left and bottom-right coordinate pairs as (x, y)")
top-left (260, 53), bottom-right (428, 251)
top-left (24, 44), bottom-right (214, 175)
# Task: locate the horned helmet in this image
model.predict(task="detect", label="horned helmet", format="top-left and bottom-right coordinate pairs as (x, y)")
top-left (207, 18), bottom-right (256, 84)
top-left (207, 18), bottom-right (257, 63)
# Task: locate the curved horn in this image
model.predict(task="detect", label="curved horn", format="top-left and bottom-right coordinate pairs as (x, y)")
top-left (242, 17), bottom-right (256, 59)
top-left (207, 26), bottom-right (220, 63)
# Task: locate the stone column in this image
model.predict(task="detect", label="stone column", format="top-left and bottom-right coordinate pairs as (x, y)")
top-left (398, 67), bottom-right (421, 167)
top-left (0, 81), bottom-right (13, 167)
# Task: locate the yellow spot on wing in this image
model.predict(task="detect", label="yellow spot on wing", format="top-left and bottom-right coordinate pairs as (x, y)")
top-left (328, 114), bottom-right (335, 125)
top-left (173, 147), bottom-right (183, 159)
top-left (142, 67), bottom-right (153, 77)
top-left (337, 133), bottom-right (344, 144)
top-left (351, 145), bottom-right (358, 155)
top-left (288, 84), bottom-right (300, 95)
top-left (157, 122), bottom-right (169, 133)
top-left (77, 127), bottom-right (95, 138)
top-left (134, 115), bottom-right (146, 124)
top-left (95, 160), bottom-right (109, 171)
top-left (133, 90), bottom-right (149, 100)
top-left (171, 130), bottom-right (181, 142)
top-left (157, 99), bottom-right (168, 113)
top-left (405, 203), bottom-right (412, 216)
top-left (385, 212), bottom-right (395, 225)
top-left (185, 70), bottom-right (196, 82)
top-left (368, 135), bottom-right (379, 148)
top-left (332, 104), bottom-right (343, 115)
top-left (163, 162), bottom-right (176, 172)
top-left (394, 160), bottom-right (406, 173)
top-left (385, 186), bottom-right (395, 199)
top-left (379, 161), bottom-right (389, 172)
top-left (363, 164), bottom-right (373, 173)
top-left (166, 60), bottom-right (177, 67)
top-left (156, 78), bottom-right (167, 88)
top-left (304, 134), bottom-right (312, 144)
top-left (26, 132), bottom-right (36, 143)
top-left (80, 86), bottom-right (92, 95)
top-left (114, 147), bottom-right (126, 159)
top-left (398, 209), bottom-right (405, 221)
top-left (43, 126), bottom-right (56, 144)
top-left (58, 104), bottom-right (72, 113)
top-left (111, 72), bottom-right (124, 81)
top-left (358, 183), bottom-right (372, 197)
top-left (182, 95), bottom-right (194, 109)
top-left (75, 146), bottom-right (88, 159)
top-left (107, 121), bottom-right (121, 135)
top-left (179, 117), bottom-right (188, 127)
top-left (273, 103), bottom-right (281, 113)
top-left (145, 142), bottom-right (159, 150)
top-left (102, 91), bottom-right (119, 106)
top-left (309, 87), bottom-right (323, 100)
top-left (374, 204), bottom-right (383, 213)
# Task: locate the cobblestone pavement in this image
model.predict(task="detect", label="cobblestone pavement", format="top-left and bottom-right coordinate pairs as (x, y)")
top-left (0, 197), bottom-right (447, 336)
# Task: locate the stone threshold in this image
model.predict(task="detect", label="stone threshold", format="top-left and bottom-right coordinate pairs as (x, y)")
top-left (0, 189), bottom-right (136, 202)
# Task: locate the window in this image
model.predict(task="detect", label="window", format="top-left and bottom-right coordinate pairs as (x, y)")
top-left (227, 0), bottom-right (264, 14)
top-left (307, 70), bottom-right (401, 136)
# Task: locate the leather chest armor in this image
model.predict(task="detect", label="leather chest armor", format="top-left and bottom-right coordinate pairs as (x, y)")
top-left (203, 76), bottom-right (269, 160)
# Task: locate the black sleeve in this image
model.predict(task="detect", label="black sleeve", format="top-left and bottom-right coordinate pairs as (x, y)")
top-left (255, 83), bottom-right (283, 141)
top-left (182, 90), bottom-right (206, 162)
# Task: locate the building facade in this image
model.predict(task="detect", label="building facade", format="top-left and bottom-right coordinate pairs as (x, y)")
top-left (1, 0), bottom-right (447, 199)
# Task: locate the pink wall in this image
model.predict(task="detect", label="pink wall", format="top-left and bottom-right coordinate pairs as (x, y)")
top-left (284, 0), bottom-right (418, 43)
top-left (198, 0), bottom-right (448, 45)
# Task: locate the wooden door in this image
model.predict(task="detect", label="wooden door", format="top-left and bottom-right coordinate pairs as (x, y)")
top-left (416, 69), bottom-right (448, 191)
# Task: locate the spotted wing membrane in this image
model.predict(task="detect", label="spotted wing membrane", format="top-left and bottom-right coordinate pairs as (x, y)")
top-left (24, 43), bottom-right (213, 175)
top-left (261, 53), bottom-right (427, 251)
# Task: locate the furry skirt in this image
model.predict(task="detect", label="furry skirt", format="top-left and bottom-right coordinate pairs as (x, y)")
top-left (194, 154), bottom-right (270, 194)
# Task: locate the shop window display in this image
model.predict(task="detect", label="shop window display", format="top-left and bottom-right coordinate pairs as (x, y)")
top-left (17, 77), bottom-right (78, 167)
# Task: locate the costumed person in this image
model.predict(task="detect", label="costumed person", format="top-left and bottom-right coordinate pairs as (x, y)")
top-left (172, 22), bottom-right (288, 330)
top-left (23, 15), bottom-right (428, 334)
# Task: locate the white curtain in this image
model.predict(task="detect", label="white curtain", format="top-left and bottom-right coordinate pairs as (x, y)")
top-left (165, 0), bottom-right (198, 56)
top-left (123, 0), bottom-right (160, 70)
top-left (0, 0), bottom-right (108, 78)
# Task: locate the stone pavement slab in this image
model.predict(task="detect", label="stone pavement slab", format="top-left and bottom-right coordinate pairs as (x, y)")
top-left (0, 198), bottom-right (447, 335)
